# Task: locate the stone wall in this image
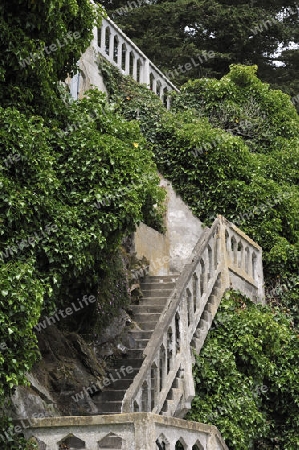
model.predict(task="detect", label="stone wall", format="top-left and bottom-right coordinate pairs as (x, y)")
top-left (24, 412), bottom-right (229, 450)
top-left (134, 177), bottom-right (204, 275)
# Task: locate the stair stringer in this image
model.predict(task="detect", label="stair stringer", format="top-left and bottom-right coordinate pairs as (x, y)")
top-left (122, 216), bottom-right (264, 418)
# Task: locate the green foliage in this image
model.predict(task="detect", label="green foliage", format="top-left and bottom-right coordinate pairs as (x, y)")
top-left (0, 262), bottom-right (44, 397)
top-left (0, 89), bottom-right (165, 404)
top-left (104, 0), bottom-right (299, 93)
top-left (92, 250), bottom-right (131, 333)
top-left (0, 0), bottom-right (104, 116)
top-left (143, 66), bottom-right (299, 282)
top-left (187, 290), bottom-right (299, 450)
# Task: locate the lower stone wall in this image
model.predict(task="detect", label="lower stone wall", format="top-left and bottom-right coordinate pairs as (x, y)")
top-left (24, 413), bottom-right (229, 450)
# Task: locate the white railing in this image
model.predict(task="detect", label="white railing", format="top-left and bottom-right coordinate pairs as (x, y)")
top-left (122, 216), bottom-right (264, 417)
top-left (93, 16), bottom-right (179, 107)
top-left (24, 412), bottom-right (229, 450)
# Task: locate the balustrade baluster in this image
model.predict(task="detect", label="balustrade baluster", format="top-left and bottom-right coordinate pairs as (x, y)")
top-left (240, 241), bottom-right (245, 271)
top-left (231, 236), bottom-right (237, 265)
top-left (133, 55), bottom-right (138, 80)
top-left (109, 31), bottom-right (114, 60)
top-left (247, 248), bottom-right (253, 277)
top-left (203, 250), bottom-right (209, 291)
top-left (186, 288), bottom-right (192, 326)
top-left (100, 26), bottom-right (106, 53)
top-left (125, 47), bottom-right (130, 75)
top-left (208, 244), bottom-right (213, 279)
top-left (117, 36), bottom-right (124, 68)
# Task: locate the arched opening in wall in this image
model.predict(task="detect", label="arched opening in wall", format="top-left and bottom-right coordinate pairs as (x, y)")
top-left (186, 288), bottom-right (192, 326)
top-left (208, 245), bottom-right (213, 280)
top-left (121, 43), bottom-right (127, 71)
top-left (156, 433), bottom-right (170, 449)
top-left (175, 438), bottom-right (187, 449)
top-left (104, 27), bottom-right (111, 55)
top-left (200, 259), bottom-right (205, 294)
top-left (175, 313), bottom-right (180, 353)
top-left (252, 252), bottom-right (257, 279)
top-left (113, 35), bottom-right (119, 63)
top-left (167, 326), bottom-right (173, 373)
top-left (141, 380), bottom-right (149, 411)
top-left (58, 434), bottom-right (86, 449)
top-left (193, 272), bottom-right (198, 312)
top-left (136, 59), bottom-right (142, 82)
top-left (98, 432), bottom-right (124, 449)
top-left (192, 441), bottom-right (204, 450)
top-left (29, 437), bottom-right (46, 450)
top-left (156, 80), bottom-right (162, 96)
top-left (159, 344), bottom-right (166, 391)
top-left (133, 400), bottom-right (140, 412)
top-left (162, 87), bottom-right (168, 107)
top-left (150, 73), bottom-right (155, 90)
top-left (129, 51), bottom-right (135, 76)
top-left (151, 362), bottom-right (159, 409)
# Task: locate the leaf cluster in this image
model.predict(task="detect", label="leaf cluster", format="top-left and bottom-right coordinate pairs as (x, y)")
top-left (187, 290), bottom-right (299, 449)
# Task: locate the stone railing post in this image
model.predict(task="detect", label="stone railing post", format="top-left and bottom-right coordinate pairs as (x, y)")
top-left (219, 216), bottom-right (231, 291)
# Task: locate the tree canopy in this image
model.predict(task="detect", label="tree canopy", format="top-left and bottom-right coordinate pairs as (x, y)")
top-left (103, 0), bottom-right (299, 94)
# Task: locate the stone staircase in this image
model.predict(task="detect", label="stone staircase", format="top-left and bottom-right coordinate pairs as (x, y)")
top-left (24, 216), bottom-right (264, 449)
top-left (93, 275), bottom-right (179, 415)
top-left (92, 216), bottom-right (264, 421)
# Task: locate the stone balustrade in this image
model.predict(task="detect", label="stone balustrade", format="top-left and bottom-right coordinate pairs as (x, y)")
top-left (24, 413), bottom-right (228, 450)
top-left (94, 16), bottom-right (179, 107)
top-left (122, 216), bottom-right (264, 418)
top-left (223, 217), bottom-right (264, 301)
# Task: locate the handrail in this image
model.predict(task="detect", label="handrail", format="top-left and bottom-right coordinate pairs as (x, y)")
top-left (100, 16), bottom-right (179, 92)
top-left (122, 216), bottom-right (264, 415)
top-left (92, 16), bottom-right (179, 108)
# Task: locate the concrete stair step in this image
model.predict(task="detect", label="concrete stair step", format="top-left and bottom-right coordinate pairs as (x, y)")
top-left (99, 389), bottom-right (127, 401)
top-left (141, 282), bottom-right (175, 290)
top-left (106, 366), bottom-right (140, 380)
top-left (138, 297), bottom-right (169, 306)
top-left (137, 321), bottom-right (157, 331)
top-left (128, 330), bottom-right (152, 340)
top-left (130, 339), bottom-right (149, 350)
top-left (131, 304), bottom-right (165, 314)
top-left (141, 288), bottom-right (174, 297)
top-left (112, 358), bottom-right (144, 369)
top-left (125, 349), bottom-right (144, 359)
top-left (132, 312), bottom-right (161, 323)
top-left (111, 378), bottom-right (135, 389)
top-left (146, 275), bottom-right (179, 282)
top-left (94, 401), bottom-right (122, 413)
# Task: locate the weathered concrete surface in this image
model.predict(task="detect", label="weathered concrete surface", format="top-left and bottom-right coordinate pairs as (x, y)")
top-left (134, 177), bottom-right (204, 275)
top-left (24, 412), bottom-right (229, 450)
top-left (65, 37), bottom-right (107, 100)
top-left (134, 222), bottom-right (170, 276)
top-left (163, 178), bottom-right (204, 274)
